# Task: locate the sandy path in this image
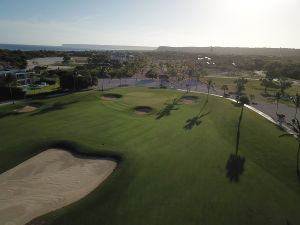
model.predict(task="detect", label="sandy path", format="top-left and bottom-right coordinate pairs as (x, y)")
top-left (0, 149), bottom-right (116, 225)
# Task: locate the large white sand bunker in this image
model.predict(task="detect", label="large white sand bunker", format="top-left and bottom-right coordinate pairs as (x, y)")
top-left (0, 149), bottom-right (116, 225)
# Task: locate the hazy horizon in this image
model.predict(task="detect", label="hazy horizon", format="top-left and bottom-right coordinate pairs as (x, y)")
top-left (1, 0), bottom-right (299, 48)
top-left (2, 43), bottom-right (300, 50)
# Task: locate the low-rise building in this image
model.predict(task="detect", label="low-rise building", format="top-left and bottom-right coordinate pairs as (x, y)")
top-left (0, 69), bottom-right (34, 85)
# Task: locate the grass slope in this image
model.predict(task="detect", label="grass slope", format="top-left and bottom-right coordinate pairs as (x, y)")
top-left (0, 87), bottom-right (299, 225)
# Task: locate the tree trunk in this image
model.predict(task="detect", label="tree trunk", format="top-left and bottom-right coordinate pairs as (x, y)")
top-left (295, 107), bottom-right (298, 119)
top-left (206, 87), bottom-right (210, 102)
top-left (9, 84), bottom-right (14, 104)
top-left (297, 141), bottom-right (300, 174)
top-left (276, 100), bottom-right (279, 115)
top-left (73, 75), bottom-right (76, 92)
top-left (101, 78), bottom-right (104, 91)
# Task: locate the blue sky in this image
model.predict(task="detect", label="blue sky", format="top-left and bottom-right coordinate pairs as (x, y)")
top-left (0, 0), bottom-right (299, 48)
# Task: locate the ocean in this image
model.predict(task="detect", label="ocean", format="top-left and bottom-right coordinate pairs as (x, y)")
top-left (0, 44), bottom-right (157, 51)
top-left (0, 44), bottom-right (87, 51)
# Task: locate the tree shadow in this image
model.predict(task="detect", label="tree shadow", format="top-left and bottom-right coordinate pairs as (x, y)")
top-left (226, 105), bottom-right (246, 182)
top-left (184, 101), bottom-right (210, 130)
top-left (156, 98), bottom-right (181, 119)
top-left (286, 218), bottom-right (292, 225)
top-left (235, 107), bottom-right (244, 154)
top-left (184, 112), bottom-right (210, 130)
top-left (226, 153), bottom-right (246, 182)
top-left (30, 100), bottom-right (79, 116)
top-left (0, 111), bottom-right (18, 119)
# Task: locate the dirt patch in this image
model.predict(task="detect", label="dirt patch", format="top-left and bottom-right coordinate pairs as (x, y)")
top-left (134, 106), bottom-right (153, 114)
top-left (181, 96), bottom-right (198, 104)
top-left (0, 149), bottom-right (116, 225)
top-left (101, 93), bottom-right (123, 100)
top-left (14, 105), bottom-right (37, 113)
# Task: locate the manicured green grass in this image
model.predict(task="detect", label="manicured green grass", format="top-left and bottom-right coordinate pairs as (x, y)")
top-left (0, 87), bottom-right (300, 225)
top-left (26, 83), bottom-right (60, 95)
top-left (208, 76), bottom-right (299, 104)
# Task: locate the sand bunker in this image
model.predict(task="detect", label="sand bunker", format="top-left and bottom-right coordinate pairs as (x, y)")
top-left (0, 149), bottom-right (116, 225)
top-left (101, 93), bottom-right (123, 100)
top-left (14, 102), bottom-right (43, 113)
top-left (14, 105), bottom-right (37, 113)
top-left (134, 106), bottom-right (153, 114)
top-left (181, 96), bottom-right (198, 104)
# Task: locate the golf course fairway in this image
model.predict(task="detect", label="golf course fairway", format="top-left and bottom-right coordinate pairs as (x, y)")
top-left (0, 87), bottom-right (299, 225)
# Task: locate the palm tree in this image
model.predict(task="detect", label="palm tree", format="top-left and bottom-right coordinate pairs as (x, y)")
top-left (275, 92), bottom-right (281, 115)
top-left (166, 63), bottom-right (178, 88)
top-left (4, 73), bottom-right (16, 104)
top-left (260, 78), bottom-right (272, 94)
top-left (194, 75), bottom-right (201, 91)
top-left (63, 54), bottom-right (71, 64)
top-left (281, 118), bottom-right (300, 179)
top-left (221, 85), bottom-right (228, 97)
top-left (293, 93), bottom-right (300, 119)
top-left (234, 78), bottom-right (247, 102)
top-left (145, 69), bottom-right (158, 80)
top-left (279, 78), bottom-right (292, 96)
top-left (98, 66), bottom-right (109, 91)
top-left (249, 94), bottom-right (255, 104)
top-left (186, 68), bottom-right (194, 93)
top-left (206, 79), bottom-right (213, 102)
top-left (135, 61), bottom-right (145, 81)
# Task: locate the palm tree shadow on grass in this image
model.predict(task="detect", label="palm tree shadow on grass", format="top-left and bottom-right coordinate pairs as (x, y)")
top-left (156, 98), bottom-right (181, 119)
top-left (184, 112), bottom-right (210, 130)
top-left (226, 153), bottom-right (246, 182)
top-left (184, 101), bottom-right (210, 130)
top-left (30, 100), bottom-right (79, 116)
top-left (226, 105), bottom-right (246, 182)
top-left (280, 118), bottom-right (300, 182)
top-left (286, 218), bottom-right (292, 225)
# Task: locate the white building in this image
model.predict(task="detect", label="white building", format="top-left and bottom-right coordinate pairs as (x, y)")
top-left (0, 69), bottom-right (33, 85)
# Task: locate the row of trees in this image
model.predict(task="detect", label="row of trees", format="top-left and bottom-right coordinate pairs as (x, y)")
top-left (265, 61), bottom-right (300, 80)
top-left (56, 54), bottom-right (147, 91)
top-left (144, 61), bottom-right (209, 91)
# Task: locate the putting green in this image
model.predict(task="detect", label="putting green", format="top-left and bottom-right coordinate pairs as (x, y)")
top-left (0, 87), bottom-right (299, 225)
